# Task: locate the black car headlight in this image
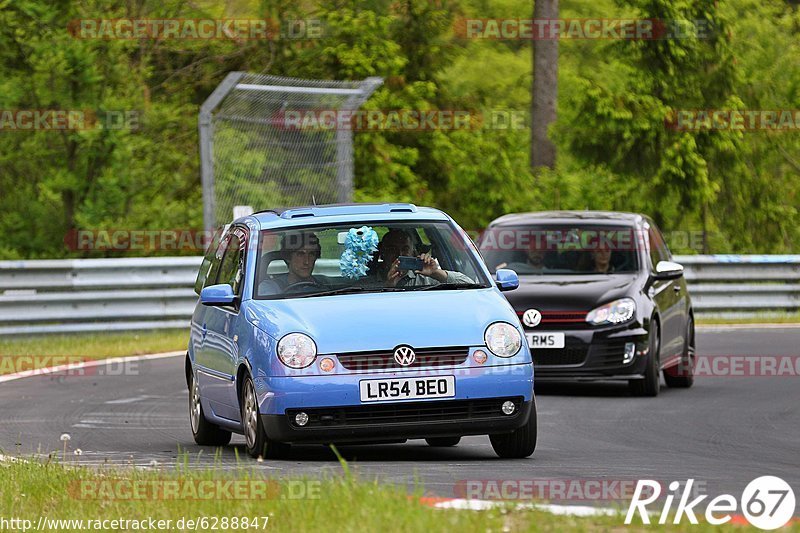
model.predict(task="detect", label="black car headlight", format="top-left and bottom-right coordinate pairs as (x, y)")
top-left (586, 298), bottom-right (636, 326)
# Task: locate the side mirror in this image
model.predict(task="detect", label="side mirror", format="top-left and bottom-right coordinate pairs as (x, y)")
top-left (200, 284), bottom-right (237, 306)
top-left (654, 261), bottom-right (684, 280)
top-left (495, 268), bottom-right (519, 292)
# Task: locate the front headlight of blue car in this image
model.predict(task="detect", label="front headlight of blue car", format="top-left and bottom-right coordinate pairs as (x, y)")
top-left (484, 322), bottom-right (522, 357)
top-left (586, 298), bottom-right (636, 325)
top-left (277, 333), bottom-right (317, 369)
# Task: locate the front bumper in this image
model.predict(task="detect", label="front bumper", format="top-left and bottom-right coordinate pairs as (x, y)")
top-left (263, 397), bottom-right (532, 443)
top-left (256, 363), bottom-right (534, 443)
top-left (530, 324), bottom-right (650, 381)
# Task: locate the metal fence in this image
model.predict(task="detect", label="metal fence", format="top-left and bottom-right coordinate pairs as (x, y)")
top-left (0, 255), bottom-right (797, 335)
top-left (199, 73), bottom-right (382, 230)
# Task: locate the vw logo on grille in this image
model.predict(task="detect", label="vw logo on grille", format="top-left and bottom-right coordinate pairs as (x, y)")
top-left (522, 309), bottom-right (542, 328)
top-left (393, 346), bottom-right (416, 367)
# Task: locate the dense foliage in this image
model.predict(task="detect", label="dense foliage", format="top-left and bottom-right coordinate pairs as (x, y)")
top-left (0, 0), bottom-right (797, 258)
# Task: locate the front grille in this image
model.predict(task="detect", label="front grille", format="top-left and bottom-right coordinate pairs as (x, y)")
top-left (518, 310), bottom-right (588, 329)
top-left (287, 397), bottom-right (523, 428)
top-left (532, 342), bottom-right (588, 366)
top-left (336, 347), bottom-right (470, 371)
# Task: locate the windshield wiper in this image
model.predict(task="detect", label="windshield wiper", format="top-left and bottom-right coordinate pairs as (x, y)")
top-left (291, 286), bottom-right (403, 298)
top-left (413, 282), bottom-right (491, 291)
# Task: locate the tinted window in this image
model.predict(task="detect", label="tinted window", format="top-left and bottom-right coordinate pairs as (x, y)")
top-left (478, 225), bottom-right (639, 275)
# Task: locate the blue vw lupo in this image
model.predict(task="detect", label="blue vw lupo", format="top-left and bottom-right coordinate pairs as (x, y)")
top-left (187, 203), bottom-right (536, 459)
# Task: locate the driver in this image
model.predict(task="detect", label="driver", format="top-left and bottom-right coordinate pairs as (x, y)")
top-left (274, 231), bottom-right (329, 291)
top-left (377, 229), bottom-right (474, 288)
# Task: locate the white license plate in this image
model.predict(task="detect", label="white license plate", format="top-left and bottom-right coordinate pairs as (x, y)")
top-left (526, 332), bottom-right (565, 349)
top-left (359, 376), bottom-right (455, 402)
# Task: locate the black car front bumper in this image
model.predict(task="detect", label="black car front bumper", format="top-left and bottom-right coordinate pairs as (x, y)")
top-left (531, 324), bottom-right (651, 382)
top-left (262, 396), bottom-right (531, 444)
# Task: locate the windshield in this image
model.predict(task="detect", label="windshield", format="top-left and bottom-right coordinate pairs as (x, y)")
top-left (255, 221), bottom-right (490, 299)
top-left (478, 225), bottom-right (640, 275)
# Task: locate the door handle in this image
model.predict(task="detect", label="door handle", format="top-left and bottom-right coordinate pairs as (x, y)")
top-left (673, 284), bottom-right (681, 293)
top-left (201, 323), bottom-right (208, 338)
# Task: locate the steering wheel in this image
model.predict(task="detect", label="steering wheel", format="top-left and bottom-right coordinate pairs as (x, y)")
top-left (284, 280), bottom-right (320, 293)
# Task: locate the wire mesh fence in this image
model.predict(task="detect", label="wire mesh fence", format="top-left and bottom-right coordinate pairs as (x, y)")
top-left (199, 73), bottom-right (382, 229)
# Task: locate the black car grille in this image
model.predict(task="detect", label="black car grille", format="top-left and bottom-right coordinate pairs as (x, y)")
top-left (336, 347), bottom-right (469, 371)
top-left (287, 397), bottom-right (524, 428)
top-left (532, 342), bottom-right (588, 366)
top-left (519, 310), bottom-right (588, 329)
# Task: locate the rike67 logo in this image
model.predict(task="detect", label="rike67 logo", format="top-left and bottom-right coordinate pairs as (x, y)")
top-left (626, 476), bottom-right (796, 530)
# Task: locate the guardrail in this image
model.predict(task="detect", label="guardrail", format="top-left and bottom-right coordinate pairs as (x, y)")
top-left (0, 255), bottom-right (797, 335)
top-left (673, 255), bottom-right (800, 319)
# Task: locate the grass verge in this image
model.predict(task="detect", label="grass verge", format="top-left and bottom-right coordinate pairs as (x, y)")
top-left (0, 459), bottom-right (791, 532)
top-left (0, 330), bottom-right (188, 375)
top-left (696, 312), bottom-right (800, 326)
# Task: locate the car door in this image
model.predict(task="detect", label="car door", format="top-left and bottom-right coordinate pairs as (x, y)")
top-left (646, 222), bottom-right (684, 364)
top-left (198, 227), bottom-right (247, 420)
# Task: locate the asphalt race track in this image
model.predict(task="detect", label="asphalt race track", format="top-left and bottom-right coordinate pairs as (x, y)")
top-left (1, 327), bottom-right (798, 502)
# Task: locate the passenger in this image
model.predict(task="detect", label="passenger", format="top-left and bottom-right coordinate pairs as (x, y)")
top-left (376, 229), bottom-right (473, 287)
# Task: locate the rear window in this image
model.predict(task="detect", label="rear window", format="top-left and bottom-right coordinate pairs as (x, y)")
top-left (478, 225), bottom-right (640, 275)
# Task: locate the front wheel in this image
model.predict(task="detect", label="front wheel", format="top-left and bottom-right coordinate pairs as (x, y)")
top-left (241, 375), bottom-right (289, 459)
top-left (189, 371), bottom-right (232, 446)
top-left (629, 321), bottom-right (661, 397)
top-left (489, 396), bottom-right (537, 459)
top-left (664, 316), bottom-right (695, 388)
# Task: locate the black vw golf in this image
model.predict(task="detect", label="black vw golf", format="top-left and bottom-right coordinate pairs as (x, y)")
top-left (478, 211), bottom-right (695, 396)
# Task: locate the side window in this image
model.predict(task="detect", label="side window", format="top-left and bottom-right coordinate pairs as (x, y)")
top-left (217, 233), bottom-right (244, 296)
top-left (648, 225), bottom-right (671, 268)
top-left (194, 227), bottom-right (224, 295)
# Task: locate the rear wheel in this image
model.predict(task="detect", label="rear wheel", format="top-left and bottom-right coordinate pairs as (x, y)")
top-left (425, 437), bottom-right (461, 447)
top-left (489, 396), bottom-right (537, 459)
top-left (189, 371), bottom-right (232, 446)
top-left (664, 316), bottom-right (696, 388)
top-left (241, 375), bottom-right (289, 459)
top-left (629, 321), bottom-right (661, 397)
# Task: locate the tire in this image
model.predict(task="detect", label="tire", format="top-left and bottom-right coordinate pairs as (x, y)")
top-left (489, 396), bottom-right (537, 459)
top-left (241, 375), bottom-right (289, 459)
top-left (189, 371), bottom-right (232, 447)
top-left (425, 437), bottom-right (461, 447)
top-left (629, 321), bottom-right (661, 397)
top-left (664, 316), bottom-right (696, 388)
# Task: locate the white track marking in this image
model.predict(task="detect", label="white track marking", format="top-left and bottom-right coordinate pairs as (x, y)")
top-left (431, 498), bottom-right (619, 516)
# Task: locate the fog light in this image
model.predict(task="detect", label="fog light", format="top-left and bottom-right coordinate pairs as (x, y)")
top-left (473, 349), bottom-right (488, 365)
top-left (295, 412), bottom-right (309, 426)
top-left (501, 401), bottom-right (516, 415)
top-left (319, 357), bottom-right (335, 372)
top-left (623, 342), bottom-right (636, 364)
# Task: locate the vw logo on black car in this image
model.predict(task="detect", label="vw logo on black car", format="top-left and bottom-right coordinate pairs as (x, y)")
top-left (393, 346), bottom-right (416, 366)
top-left (522, 309), bottom-right (542, 327)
